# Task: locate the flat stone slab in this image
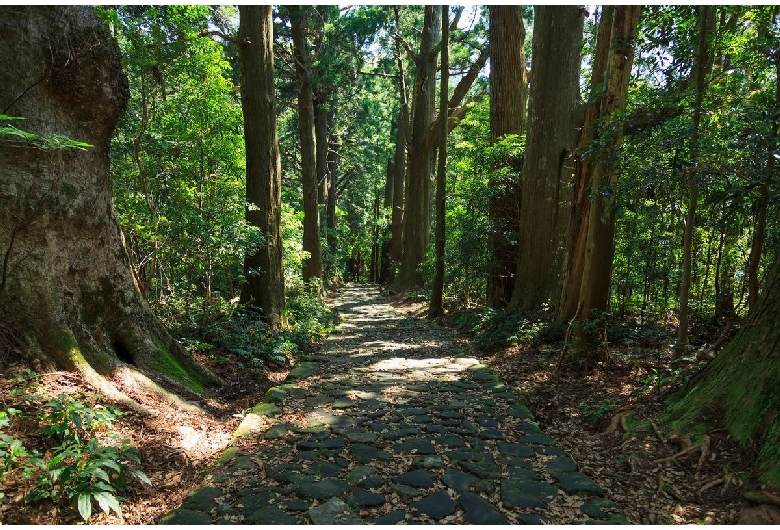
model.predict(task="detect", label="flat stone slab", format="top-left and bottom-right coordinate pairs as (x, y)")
top-left (297, 478), bottom-right (350, 499)
top-left (288, 362), bottom-right (319, 379)
top-left (308, 498), bottom-right (364, 525)
top-left (180, 486), bottom-right (223, 512)
top-left (501, 478), bottom-right (552, 509)
top-left (395, 469), bottom-right (435, 488)
top-left (442, 468), bottom-right (478, 493)
top-left (345, 465), bottom-right (377, 485)
top-left (556, 472), bottom-right (605, 496)
top-left (412, 490), bottom-right (456, 520)
top-left (251, 402), bottom-right (281, 417)
top-left (460, 492), bottom-right (508, 525)
top-left (351, 488), bottom-right (385, 507)
top-left (245, 505), bottom-right (299, 525)
top-left (158, 508), bottom-right (212, 525)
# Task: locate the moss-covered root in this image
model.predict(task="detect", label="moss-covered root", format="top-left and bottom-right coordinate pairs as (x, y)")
top-left (113, 366), bottom-right (203, 415)
top-left (50, 325), bottom-right (150, 416)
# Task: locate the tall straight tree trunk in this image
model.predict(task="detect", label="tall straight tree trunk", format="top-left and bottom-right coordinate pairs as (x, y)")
top-left (676, 6), bottom-right (712, 353)
top-left (389, 8), bottom-right (409, 268)
top-left (238, 6), bottom-right (285, 328)
top-left (396, 5), bottom-right (441, 290)
top-left (487, 5), bottom-right (526, 309)
top-left (507, 6), bottom-right (584, 312)
top-left (558, 6), bottom-right (615, 323)
top-left (314, 96), bottom-right (330, 205)
top-left (429, 5), bottom-right (449, 318)
top-left (291, 6), bottom-right (323, 286)
top-left (559, 6), bottom-right (641, 362)
top-left (325, 132), bottom-right (339, 256)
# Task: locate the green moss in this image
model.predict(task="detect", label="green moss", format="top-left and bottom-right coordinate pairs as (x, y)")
top-left (152, 346), bottom-right (204, 394)
top-left (758, 421), bottom-right (780, 486)
top-left (217, 446), bottom-right (240, 465)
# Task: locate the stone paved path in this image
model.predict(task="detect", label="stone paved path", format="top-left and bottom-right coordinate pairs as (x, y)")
top-left (160, 284), bottom-right (627, 525)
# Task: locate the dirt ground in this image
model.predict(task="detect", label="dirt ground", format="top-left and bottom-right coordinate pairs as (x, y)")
top-left (0, 289), bottom-right (777, 524)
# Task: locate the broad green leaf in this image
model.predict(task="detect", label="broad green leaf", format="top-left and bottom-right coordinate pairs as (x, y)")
top-left (77, 492), bottom-right (93, 521)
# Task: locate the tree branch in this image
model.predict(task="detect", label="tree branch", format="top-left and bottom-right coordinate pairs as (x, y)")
top-left (421, 46), bottom-right (489, 153)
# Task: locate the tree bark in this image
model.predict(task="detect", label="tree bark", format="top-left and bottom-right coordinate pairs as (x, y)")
top-left (487, 5), bottom-right (526, 309)
top-left (315, 96), bottom-right (330, 205)
top-left (665, 251), bottom-right (780, 487)
top-left (291, 6), bottom-right (323, 287)
top-left (507, 5), bottom-right (584, 313)
top-left (238, 6), bottom-right (286, 329)
top-left (0, 6), bottom-right (220, 407)
top-left (429, 5), bottom-right (449, 319)
top-left (388, 8), bottom-right (409, 269)
top-left (558, 6), bottom-right (616, 323)
top-left (396, 5), bottom-right (441, 290)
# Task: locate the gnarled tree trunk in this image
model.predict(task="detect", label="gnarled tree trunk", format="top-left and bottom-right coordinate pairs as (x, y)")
top-left (0, 6), bottom-right (220, 409)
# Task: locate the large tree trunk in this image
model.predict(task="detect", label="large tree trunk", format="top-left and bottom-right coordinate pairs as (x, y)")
top-left (487, 5), bottom-right (526, 309)
top-left (507, 5), bottom-right (584, 313)
top-left (396, 5), bottom-right (441, 290)
top-left (559, 6), bottom-right (629, 322)
top-left (665, 252), bottom-right (780, 486)
top-left (314, 96), bottom-right (330, 206)
top-left (0, 6), bottom-right (220, 408)
top-left (429, 5), bottom-right (449, 319)
top-left (291, 6), bottom-right (323, 287)
top-left (388, 8), bottom-right (409, 270)
top-left (238, 6), bottom-right (286, 329)
top-left (574, 6), bottom-right (641, 354)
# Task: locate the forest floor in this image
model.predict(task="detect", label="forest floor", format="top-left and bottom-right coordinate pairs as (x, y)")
top-left (0, 285), bottom-right (772, 524)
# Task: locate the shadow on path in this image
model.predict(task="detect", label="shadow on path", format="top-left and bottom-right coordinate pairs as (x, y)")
top-left (160, 284), bottom-right (627, 524)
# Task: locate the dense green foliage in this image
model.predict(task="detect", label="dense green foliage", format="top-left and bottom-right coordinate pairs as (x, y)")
top-left (93, 4), bottom-right (779, 366)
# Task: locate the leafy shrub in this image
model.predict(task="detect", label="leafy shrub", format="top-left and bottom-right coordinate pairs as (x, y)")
top-left (453, 308), bottom-right (564, 351)
top-left (282, 279), bottom-right (336, 350)
top-left (0, 374), bottom-right (149, 521)
top-left (579, 398), bottom-right (618, 425)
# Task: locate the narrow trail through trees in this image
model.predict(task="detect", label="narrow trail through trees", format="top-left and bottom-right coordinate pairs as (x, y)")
top-left (161, 284), bottom-right (626, 524)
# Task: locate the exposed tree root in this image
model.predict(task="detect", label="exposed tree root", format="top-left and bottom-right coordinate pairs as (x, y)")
top-left (695, 434), bottom-right (711, 479)
top-left (75, 361), bottom-right (150, 416)
top-left (745, 490), bottom-right (780, 508)
top-left (699, 477), bottom-right (725, 495)
top-left (649, 419), bottom-right (666, 444)
top-left (652, 441), bottom-right (701, 466)
top-left (113, 366), bottom-right (204, 415)
top-left (604, 409), bottom-right (633, 435)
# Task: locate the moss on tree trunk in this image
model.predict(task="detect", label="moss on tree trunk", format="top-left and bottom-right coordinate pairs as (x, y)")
top-left (664, 257), bottom-right (780, 485)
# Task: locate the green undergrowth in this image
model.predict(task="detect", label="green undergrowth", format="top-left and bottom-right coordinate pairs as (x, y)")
top-left (174, 282), bottom-right (335, 369)
top-left (450, 307), bottom-right (565, 352)
top-left (0, 368), bottom-right (149, 522)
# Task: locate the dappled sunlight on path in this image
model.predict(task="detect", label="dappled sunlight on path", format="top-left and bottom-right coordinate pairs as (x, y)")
top-left (160, 283), bottom-right (626, 525)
